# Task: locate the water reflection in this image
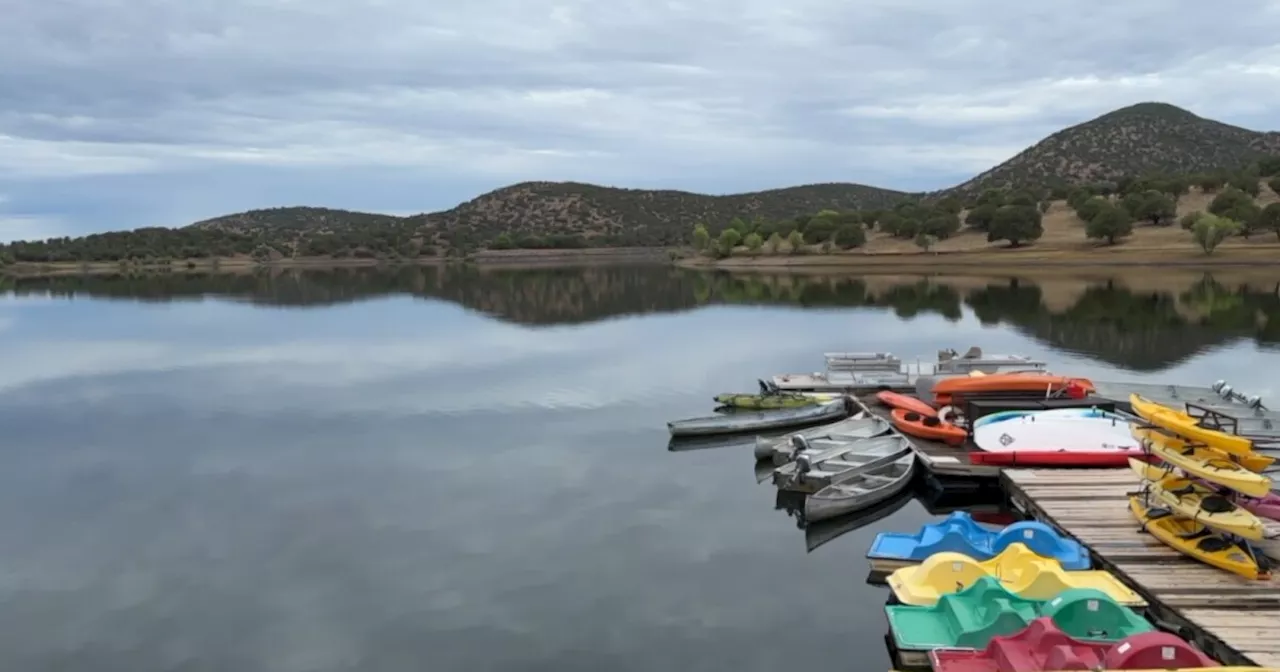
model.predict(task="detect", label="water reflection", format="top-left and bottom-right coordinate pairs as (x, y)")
top-left (4, 266), bottom-right (1279, 371)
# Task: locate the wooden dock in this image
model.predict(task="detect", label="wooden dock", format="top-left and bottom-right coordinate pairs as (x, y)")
top-left (852, 393), bottom-right (1001, 479)
top-left (1002, 468), bottom-right (1280, 668)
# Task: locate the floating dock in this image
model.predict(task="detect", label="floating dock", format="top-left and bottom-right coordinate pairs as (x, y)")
top-left (1002, 468), bottom-right (1280, 669)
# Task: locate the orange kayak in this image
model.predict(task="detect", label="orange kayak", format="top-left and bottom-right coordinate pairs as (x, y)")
top-left (876, 391), bottom-right (937, 418)
top-left (891, 409), bottom-right (967, 446)
top-left (932, 374), bottom-right (1094, 405)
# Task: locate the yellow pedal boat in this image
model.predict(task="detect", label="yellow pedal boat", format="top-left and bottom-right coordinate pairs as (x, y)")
top-left (1128, 495), bottom-right (1268, 580)
top-left (1129, 459), bottom-right (1265, 540)
top-left (885, 542), bottom-right (1146, 607)
top-left (1130, 393), bottom-right (1256, 457)
top-left (1133, 428), bottom-right (1273, 497)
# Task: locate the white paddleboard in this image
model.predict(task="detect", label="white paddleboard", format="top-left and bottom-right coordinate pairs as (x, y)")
top-left (972, 408), bottom-right (1125, 429)
top-left (972, 414), bottom-right (1140, 453)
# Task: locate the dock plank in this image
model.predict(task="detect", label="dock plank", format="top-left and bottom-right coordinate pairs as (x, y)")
top-left (1001, 467), bottom-right (1280, 667)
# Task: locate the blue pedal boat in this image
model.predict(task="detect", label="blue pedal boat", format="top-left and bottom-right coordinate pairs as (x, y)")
top-left (867, 511), bottom-right (1091, 572)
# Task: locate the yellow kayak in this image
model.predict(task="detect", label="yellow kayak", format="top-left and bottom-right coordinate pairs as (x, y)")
top-left (885, 542), bottom-right (1145, 607)
top-left (1128, 495), bottom-right (1267, 580)
top-left (1129, 459), bottom-right (1265, 540)
top-left (1130, 393), bottom-right (1254, 456)
top-left (1134, 428), bottom-right (1272, 497)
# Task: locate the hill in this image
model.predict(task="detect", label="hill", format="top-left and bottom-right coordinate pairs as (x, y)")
top-left (943, 102), bottom-right (1280, 197)
top-left (4, 101), bottom-right (1280, 266)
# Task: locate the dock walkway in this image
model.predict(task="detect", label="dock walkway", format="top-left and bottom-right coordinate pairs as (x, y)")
top-left (1002, 468), bottom-right (1280, 668)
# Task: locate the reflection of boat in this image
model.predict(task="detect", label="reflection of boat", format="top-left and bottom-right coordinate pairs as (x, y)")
top-left (667, 433), bottom-right (759, 453)
top-left (806, 451), bottom-right (916, 522)
top-left (798, 487), bottom-right (916, 553)
top-left (753, 414), bottom-right (890, 463)
top-left (771, 435), bottom-right (911, 493)
top-left (667, 398), bottom-right (850, 437)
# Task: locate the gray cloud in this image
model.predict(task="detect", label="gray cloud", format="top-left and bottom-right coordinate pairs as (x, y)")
top-left (3, 0), bottom-right (1280, 235)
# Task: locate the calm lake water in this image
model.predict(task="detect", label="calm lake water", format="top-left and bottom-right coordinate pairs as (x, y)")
top-left (1, 265), bottom-right (1278, 671)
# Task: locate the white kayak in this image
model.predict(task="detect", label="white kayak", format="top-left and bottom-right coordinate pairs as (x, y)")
top-left (972, 414), bottom-right (1141, 454)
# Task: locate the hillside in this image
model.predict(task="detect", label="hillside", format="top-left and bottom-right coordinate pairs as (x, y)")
top-left (944, 102), bottom-right (1280, 197)
top-left (4, 101), bottom-right (1280, 265)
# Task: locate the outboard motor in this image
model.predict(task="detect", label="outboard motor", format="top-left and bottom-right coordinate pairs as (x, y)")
top-left (1246, 395), bottom-right (1264, 409)
top-left (795, 452), bottom-right (813, 474)
top-left (1219, 384), bottom-right (1234, 400)
top-left (1212, 380), bottom-right (1227, 393)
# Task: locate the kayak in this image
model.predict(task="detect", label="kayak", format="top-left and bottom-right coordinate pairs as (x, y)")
top-left (970, 414), bottom-right (1143, 467)
top-left (886, 542), bottom-right (1145, 606)
top-left (1130, 393), bottom-right (1253, 456)
top-left (713, 392), bottom-right (839, 409)
top-left (1135, 428), bottom-right (1272, 497)
top-left (932, 374), bottom-right (1095, 405)
top-left (1128, 495), bottom-right (1268, 580)
top-left (667, 398), bottom-right (849, 437)
top-left (1129, 459), bottom-right (1265, 539)
top-left (875, 390), bottom-right (937, 417)
top-left (891, 409), bottom-right (966, 445)
top-left (1233, 491), bottom-right (1280, 521)
top-left (866, 511), bottom-right (1091, 572)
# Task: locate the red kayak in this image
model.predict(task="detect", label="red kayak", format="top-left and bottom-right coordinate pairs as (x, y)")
top-left (875, 391), bottom-right (937, 417)
top-left (930, 618), bottom-right (1216, 672)
top-left (968, 449), bottom-right (1150, 467)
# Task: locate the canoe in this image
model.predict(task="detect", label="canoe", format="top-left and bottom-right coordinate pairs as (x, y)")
top-left (971, 414), bottom-right (1143, 467)
top-left (891, 409), bottom-right (967, 445)
top-left (866, 511), bottom-right (1091, 573)
top-left (971, 407), bottom-right (1126, 429)
top-left (885, 577), bottom-right (1152, 658)
top-left (804, 451), bottom-right (916, 523)
top-left (1130, 393), bottom-right (1254, 456)
top-left (1128, 495), bottom-right (1268, 580)
top-left (771, 434), bottom-right (911, 493)
top-left (713, 391), bottom-right (839, 410)
top-left (1129, 459), bottom-right (1265, 539)
top-left (887, 542), bottom-right (1144, 607)
top-left (928, 618), bottom-right (1215, 672)
top-left (1135, 428), bottom-right (1272, 497)
top-left (753, 414), bottom-right (890, 463)
top-left (876, 391), bottom-right (937, 417)
top-left (932, 374), bottom-right (1095, 405)
top-left (667, 397), bottom-right (849, 437)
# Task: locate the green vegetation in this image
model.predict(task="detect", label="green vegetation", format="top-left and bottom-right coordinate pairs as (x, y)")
top-left (1085, 205), bottom-right (1134, 245)
top-left (1191, 214), bottom-right (1241, 255)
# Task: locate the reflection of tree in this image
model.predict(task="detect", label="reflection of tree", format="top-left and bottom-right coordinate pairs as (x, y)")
top-left (7, 266), bottom-right (1280, 371)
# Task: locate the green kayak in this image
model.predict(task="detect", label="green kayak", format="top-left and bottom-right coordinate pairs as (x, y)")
top-left (712, 392), bottom-right (838, 410)
top-left (886, 576), bottom-right (1152, 652)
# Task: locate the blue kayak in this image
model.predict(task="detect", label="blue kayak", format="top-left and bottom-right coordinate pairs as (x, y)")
top-left (971, 407), bottom-right (1127, 429)
top-left (867, 511), bottom-right (1092, 570)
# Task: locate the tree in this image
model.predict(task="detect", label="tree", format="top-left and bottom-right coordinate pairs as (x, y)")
top-left (914, 233), bottom-right (936, 253)
top-left (1208, 187), bottom-right (1253, 217)
top-left (1127, 190), bottom-right (1176, 226)
top-left (922, 212), bottom-right (960, 240)
top-left (1179, 211), bottom-right (1204, 230)
top-left (935, 197), bottom-right (963, 215)
top-left (787, 230), bottom-right (804, 254)
top-left (766, 232), bottom-right (783, 254)
top-left (691, 224), bottom-right (709, 251)
top-left (744, 232), bottom-right (763, 255)
top-left (1259, 156), bottom-right (1280, 176)
top-left (1191, 214), bottom-right (1240, 255)
top-left (1007, 191), bottom-right (1037, 208)
top-left (729, 217), bottom-right (753, 235)
top-left (489, 232), bottom-right (515, 250)
top-left (803, 217), bottom-right (837, 243)
top-left (975, 189), bottom-right (1006, 208)
top-left (832, 224), bottom-right (866, 249)
top-left (718, 228), bottom-right (741, 255)
top-left (1268, 176), bottom-right (1280, 196)
top-left (988, 205), bottom-right (1043, 247)
top-left (1075, 195), bottom-right (1110, 222)
top-left (1065, 187), bottom-right (1095, 211)
top-left (1230, 200), bottom-right (1263, 238)
top-left (1259, 203), bottom-right (1280, 241)
top-left (1197, 174), bottom-right (1225, 192)
top-left (964, 204), bottom-right (999, 231)
top-left (1038, 200), bottom-right (1051, 214)
top-left (1085, 205), bottom-right (1134, 245)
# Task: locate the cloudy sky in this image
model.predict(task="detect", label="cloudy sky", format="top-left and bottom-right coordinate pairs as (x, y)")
top-left (4, 1), bottom-right (1280, 241)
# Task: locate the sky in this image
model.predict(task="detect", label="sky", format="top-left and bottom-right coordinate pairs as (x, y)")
top-left (4, 1), bottom-right (1280, 242)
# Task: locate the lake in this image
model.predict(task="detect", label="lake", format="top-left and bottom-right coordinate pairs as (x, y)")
top-left (1, 264), bottom-right (1278, 671)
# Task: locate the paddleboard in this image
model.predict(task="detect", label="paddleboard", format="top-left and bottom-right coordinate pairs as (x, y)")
top-left (971, 407), bottom-right (1124, 429)
top-left (971, 414), bottom-right (1143, 466)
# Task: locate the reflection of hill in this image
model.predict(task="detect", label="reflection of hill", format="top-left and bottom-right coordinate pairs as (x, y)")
top-left (3, 267), bottom-right (1278, 371)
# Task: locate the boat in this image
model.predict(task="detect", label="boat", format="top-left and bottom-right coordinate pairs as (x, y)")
top-left (753, 414), bottom-right (890, 463)
top-left (932, 374), bottom-right (1095, 406)
top-left (971, 406), bottom-right (1126, 429)
top-left (1131, 393), bottom-right (1254, 456)
top-left (1128, 495), bottom-right (1268, 580)
top-left (884, 577), bottom-right (1153, 666)
top-left (771, 434), bottom-right (912, 493)
top-left (667, 397), bottom-right (850, 437)
top-left (970, 413), bottom-right (1144, 467)
top-left (886, 543), bottom-right (1144, 607)
top-left (962, 397), bottom-right (1118, 424)
top-left (876, 390), bottom-right (938, 417)
top-left (928, 618), bottom-right (1216, 672)
top-left (1135, 428), bottom-right (1273, 497)
top-left (713, 381), bottom-right (840, 410)
top-left (1130, 459), bottom-right (1265, 539)
top-left (891, 409), bottom-right (967, 445)
top-left (804, 451), bottom-right (916, 522)
top-left (866, 511), bottom-right (1091, 573)
top-left (792, 487), bottom-right (916, 553)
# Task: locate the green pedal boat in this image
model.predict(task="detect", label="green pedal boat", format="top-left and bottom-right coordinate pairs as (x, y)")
top-left (884, 576), bottom-right (1152, 666)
